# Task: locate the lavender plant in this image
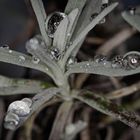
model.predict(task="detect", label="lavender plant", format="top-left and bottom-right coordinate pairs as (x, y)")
top-left (1, 0), bottom-right (140, 139)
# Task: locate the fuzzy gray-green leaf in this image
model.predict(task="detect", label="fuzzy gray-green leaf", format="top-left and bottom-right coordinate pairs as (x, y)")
top-left (0, 75), bottom-right (50, 95)
top-left (53, 17), bottom-right (69, 52)
top-left (72, 0), bottom-right (102, 39)
top-left (74, 90), bottom-right (140, 130)
top-left (66, 60), bottom-right (140, 77)
top-left (63, 3), bottom-right (118, 66)
top-left (65, 0), bottom-right (86, 14)
top-left (4, 88), bottom-right (61, 130)
top-left (30, 0), bottom-right (51, 46)
top-left (0, 47), bottom-right (53, 78)
top-left (122, 11), bottom-right (140, 32)
top-left (70, 0), bottom-right (102, 57)
top-left (66, 8), bottom-right (79, 42)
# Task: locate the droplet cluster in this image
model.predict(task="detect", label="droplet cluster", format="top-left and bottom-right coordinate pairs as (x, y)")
top-left (111, 52), bottom-right (140, 70)
top-left (94, 55), bottom-right (107, 65)
top-left (4, 98), bottom-right (32, 130)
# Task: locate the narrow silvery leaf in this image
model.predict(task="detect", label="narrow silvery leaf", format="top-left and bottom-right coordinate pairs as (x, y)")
top-left (65, 0), bottom-right (86, 43)
top-left (66, 60), bottom-right (140, 77)
top-left (53, 17), bottom-right (69, 52)
top-left (65, 0), bottom-right (86, 14)
top-left (4, 88), bottom-right (61, 130)
top-left (0, 75), bottom-right (49, 95)
top-left (33, 0), bottom-right (46, 19)
top-left (71, 0), bottom-right (102, 57)
top-left (74, 90), bottom-right (140, 130)
top-left (63, 3), bottom-right (118, 65)
top-left (30, 0), bottom-right (51, 46)
top-left (66, 8), bottom-right (79, 42)
top-left (0, 47), bottom-right (53, 78)
top-left (72, 0), bottom-right (102, 39)
top-left (122, 11), bottom-right (140, 32)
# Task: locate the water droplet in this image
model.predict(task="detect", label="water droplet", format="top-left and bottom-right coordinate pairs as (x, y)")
top-left (2, 44), bottom-right (9, 49)
top-left (123, 53), bottom-right (140, 70)
top-left (26, 35), bottom-right (46, 50)
top-left (65, 42), bottom-right (73, 50)
top-left (4, 112), bottom-right (19, 129)
top-left (84, 63), bottom-right (91, 72)
top-left (9, 50), bottom-right (12, 53)
top-left (111, 55), bottom-right (123, 69)
top-left (27, 38), bottom-right (39, 50)
top-left (32, 56), bottom-right (40, 64)
top-left (67, 33), bottom-right (71, 37)
top-left (49, 47), bottom-right (61, 60)
top-left (45, 67), bottom-right (49, 71)
top-left (128, 7), bottom-right (136, 15)
top-left (19, 56), bottom-right (26, 62)
top-left (46, 12), bottom-right (66, 38)
top-left (101, 0), bottom-right (108, 9)
top-left (21, 98), bottom-right (32, 108)
top-left (30, 38), bottom-right (38, 44)
top-left (66, 57), bottom-right (77, 67)
top-left (8, 100), bottom-right (31, 117)
top-left (94, 55), bottom-right (107, 65)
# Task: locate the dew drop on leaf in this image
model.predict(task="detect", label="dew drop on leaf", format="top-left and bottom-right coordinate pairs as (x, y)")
top-left (111, 55), bottom-right (123, 69)
top-left (8, 100), bottom-right (31, 117)
top-left (65, 41), bottom-right (73, 50)
top-left (26, 35), bottom-right (46, 50)
top-left (123, 52), bottom-right (140, 70)
top-left (45, 67), bottom-right (49, 71)
top-left (49, 47), bottom-right (61, 61)
top-left (4, 112), bottom-right (19, 130)
top-left (22, 98), bottom-right (32, 108)
top-left (32, 56), bottom-right (40, 64)
top-left (94, 55), bottom-right (107, 65)
top-left (9, 50), bottom-right (13, 53)
top-left (128, 7), bottom-right (136, 15)
top-left (46, 12), bottom-right (66, 38)
top-left (66, 57), bottom-right (77, 69)
top-left (19, 56), bottom-right (26, 63)
top-left (101, 0), bottom-right (108, 8)
top-left (2, 44), bottom-right (9, 49)
top-left (67, 33), bottom-right (71, 37)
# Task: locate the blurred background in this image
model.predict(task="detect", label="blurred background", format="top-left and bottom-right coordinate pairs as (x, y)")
top-left (0, 0), bottom-right (140, 140)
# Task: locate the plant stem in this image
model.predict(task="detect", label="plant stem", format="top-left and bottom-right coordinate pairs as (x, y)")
top-left (49, 101), bottom-right (73, 140)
